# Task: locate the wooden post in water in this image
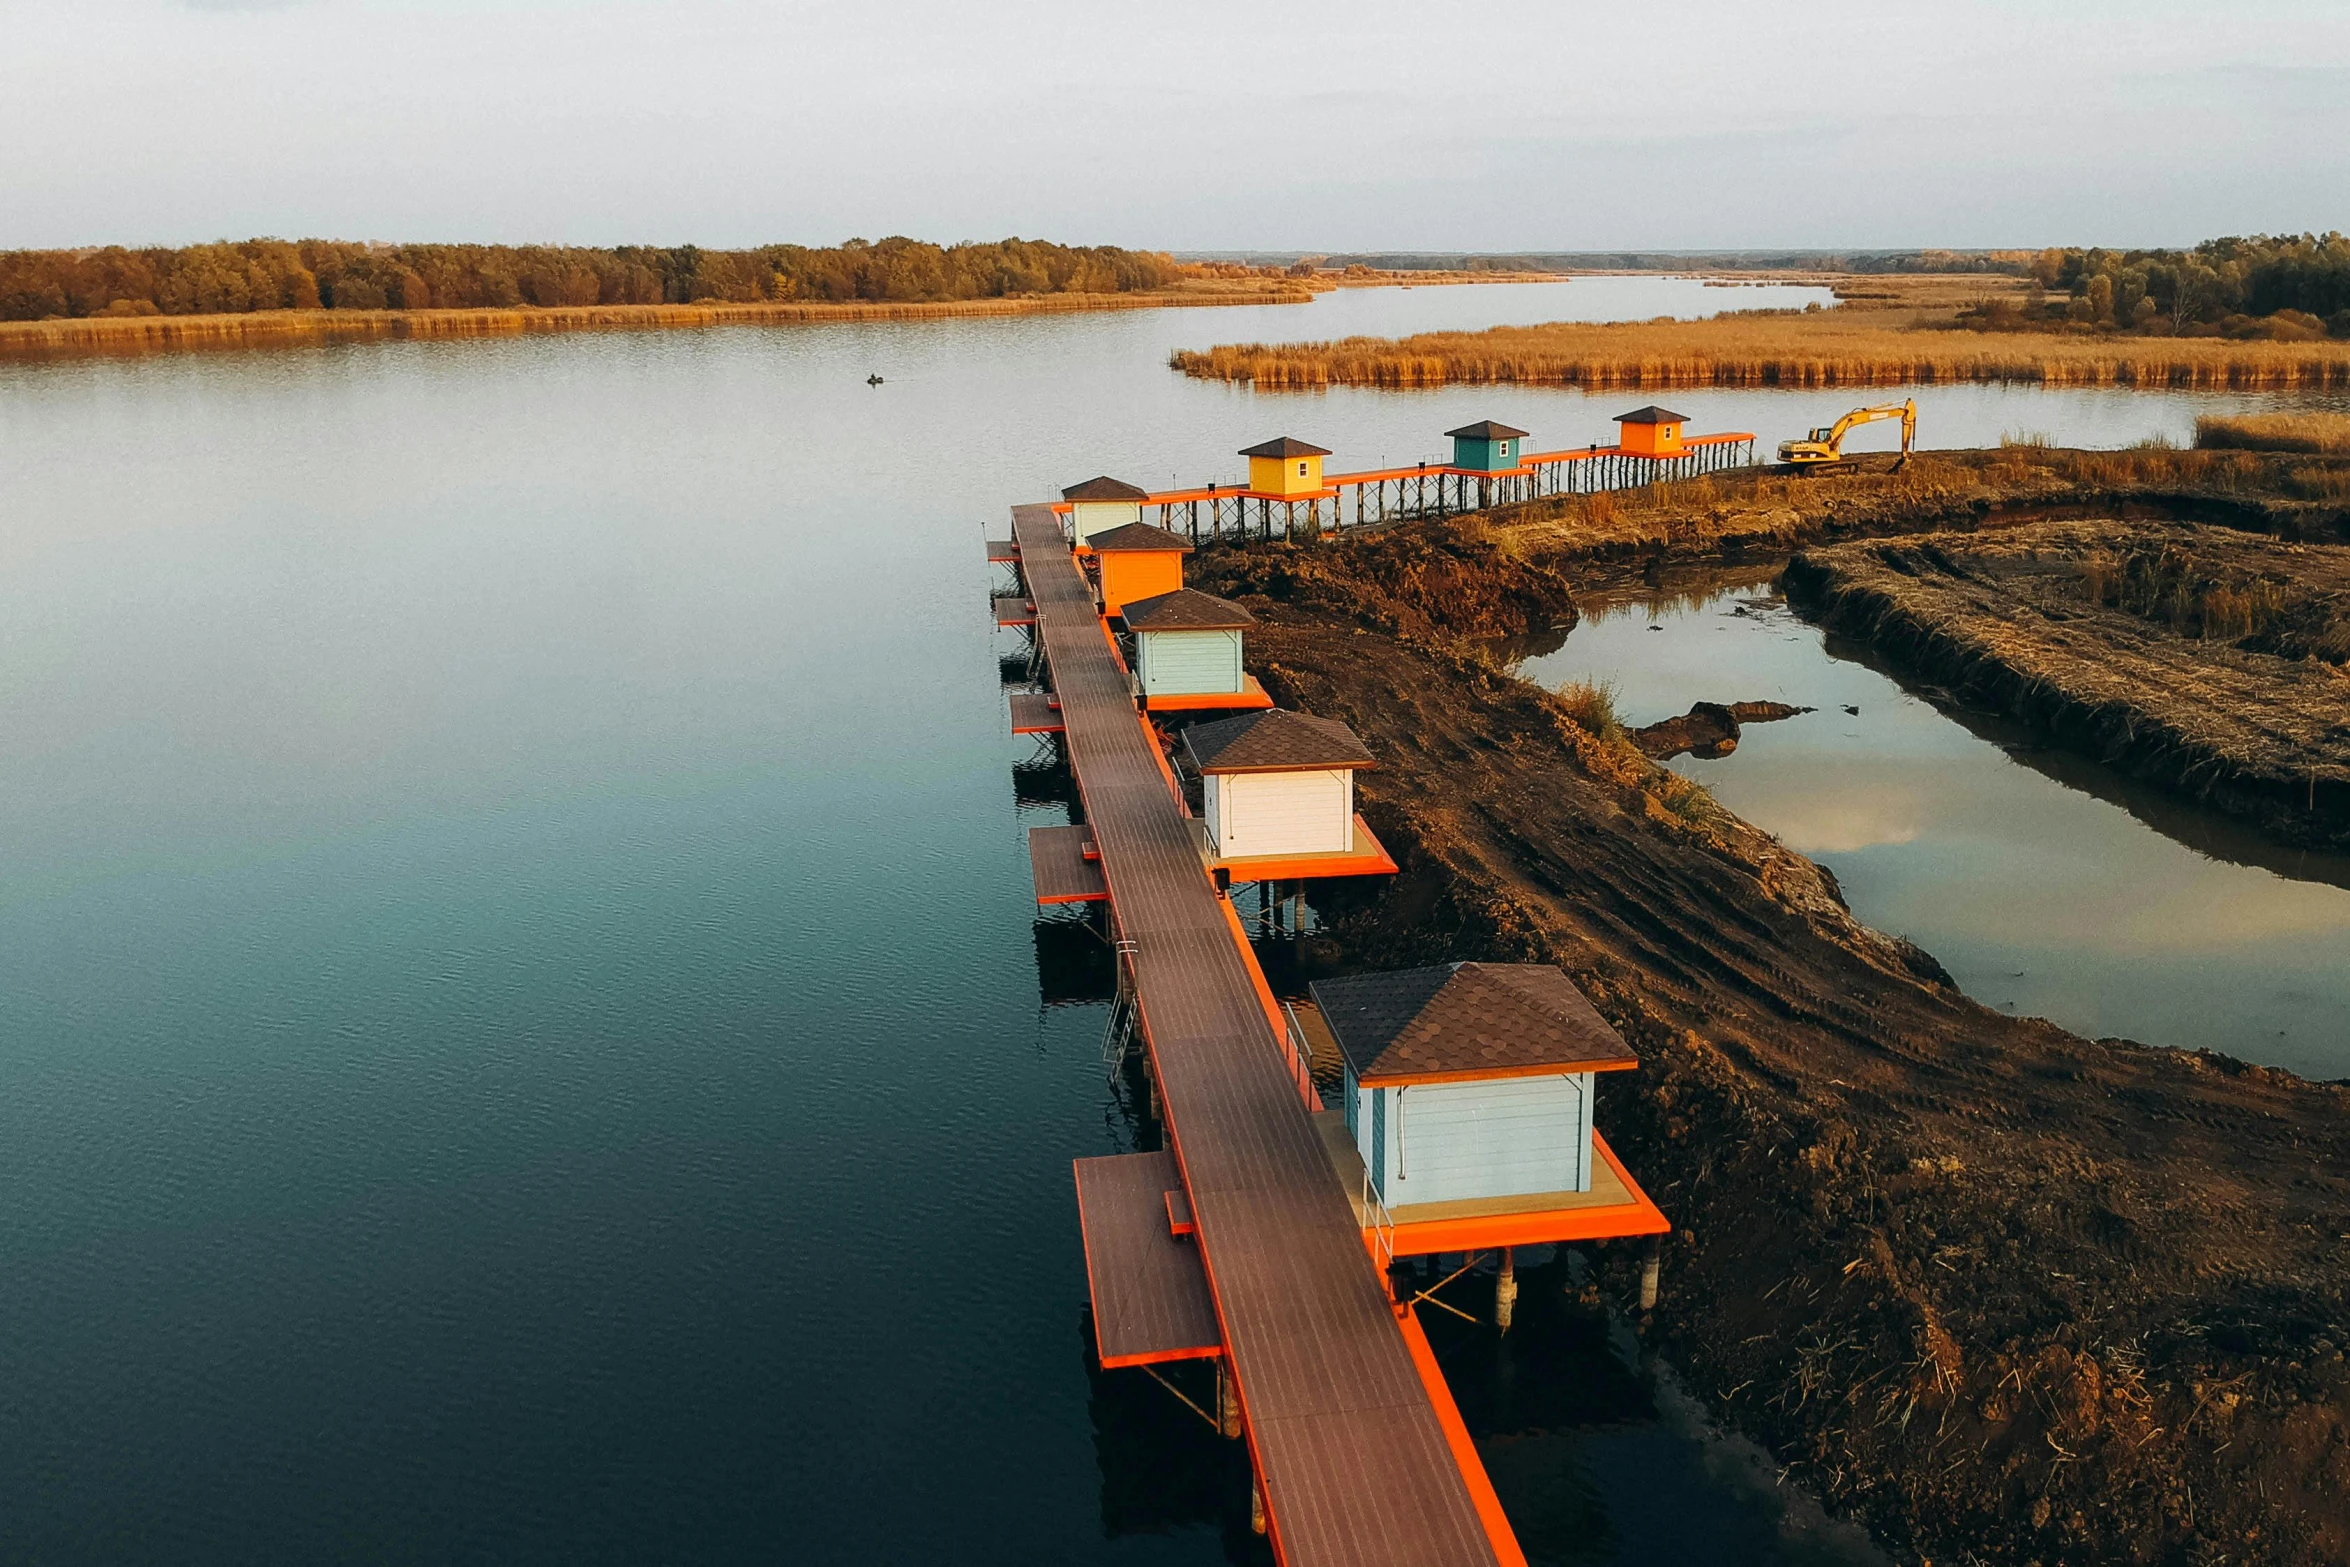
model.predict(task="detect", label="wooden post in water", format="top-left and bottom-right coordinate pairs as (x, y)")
top-left (1217, 1356), bottom-right (1243, 1438)
top-left (1640, 1234), bottom-right (1662, 1311)
top-left (1495, 1246), bottom-right (1518, 1332)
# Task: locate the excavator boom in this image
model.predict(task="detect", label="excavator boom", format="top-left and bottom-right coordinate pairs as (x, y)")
top-left (1777, 398), bottom-right (1916, 469)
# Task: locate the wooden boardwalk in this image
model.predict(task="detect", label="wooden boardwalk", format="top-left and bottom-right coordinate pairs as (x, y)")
top-left (1010, 505), bottom-right (1502, 1567)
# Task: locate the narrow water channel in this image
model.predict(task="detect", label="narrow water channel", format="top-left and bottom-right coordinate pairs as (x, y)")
top-left (1511, 573), bottom-right (2350, 1077)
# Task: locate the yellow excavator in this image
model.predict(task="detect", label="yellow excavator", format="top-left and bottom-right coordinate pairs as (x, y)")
top-left (1778, 399), bottom-right (1917, 472)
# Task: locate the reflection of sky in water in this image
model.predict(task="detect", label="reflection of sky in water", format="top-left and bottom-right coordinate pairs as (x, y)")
top-left (1516, 583), bottom-right (2350, 1076)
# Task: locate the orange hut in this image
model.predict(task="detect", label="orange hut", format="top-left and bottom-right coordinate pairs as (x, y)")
top-left (1086, 522), bottom-right (1192, 618)
top-left (1614, 406), bottom-right (1689, 457)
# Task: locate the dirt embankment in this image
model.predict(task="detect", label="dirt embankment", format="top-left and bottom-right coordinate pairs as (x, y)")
top-left (1482, 445), bottom-right (2350, 569)
top-left (1786, 521), bottom-right (2350, 851)
top-left (1188, 519), bottom-right (2350, 1567)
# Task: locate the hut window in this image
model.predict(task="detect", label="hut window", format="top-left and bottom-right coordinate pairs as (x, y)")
top-left (1297, 461), bottom-right (1308, 476)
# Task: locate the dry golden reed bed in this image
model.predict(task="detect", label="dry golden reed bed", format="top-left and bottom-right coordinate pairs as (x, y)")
top-left (2196, 411), bottom-right (2350, 453)
top-left (0, 280), bottom-right (1310, 360)
top-left (1173, 311), bottom-right (2350, 392)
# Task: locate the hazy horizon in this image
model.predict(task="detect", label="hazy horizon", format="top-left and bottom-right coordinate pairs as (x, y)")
top-left (6, 0), bottom-right (2348, 254)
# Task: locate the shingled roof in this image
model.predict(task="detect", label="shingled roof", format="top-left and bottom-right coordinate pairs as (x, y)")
top-left (1445, 419), bottom-right (1530, 440)
top-left (1121, 587), bottom-right (1255, 631)
top-left (1613, 406), bottom-right (1688, 426)
top-left (1182, 708), bottom-right (1373, 774)
top-left (1084, 521), bottom-right (1194, 554)
top-left (1238, 436), bottom-right (1332, 459)
top-left (1062, 476), bottom-right (1152, 502)
top-left (1310, 962), bottom-right (1638, 1084)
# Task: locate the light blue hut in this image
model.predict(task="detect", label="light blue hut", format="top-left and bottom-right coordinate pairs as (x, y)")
top-left (1314, 962), bottom-right (1637, 1208)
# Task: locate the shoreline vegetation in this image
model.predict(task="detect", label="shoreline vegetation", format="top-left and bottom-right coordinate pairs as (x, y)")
top-left (0, 282), bottom-right (1313, 360)
top-left (1174, 235), bottom-right (2350, 392)
top-left (0, 234), bottom-right (1328, 360)
top-left (1182, 446), bottom-right (2350, 1563)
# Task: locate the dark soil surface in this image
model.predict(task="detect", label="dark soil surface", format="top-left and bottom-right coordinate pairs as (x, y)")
top-left (1785, 521), bottom-right (2350, 851)
top-left (1185, 484), bottom-right (2350, 1567)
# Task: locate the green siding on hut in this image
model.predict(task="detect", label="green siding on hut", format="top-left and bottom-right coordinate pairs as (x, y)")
top-left (1137, 629), bottom-right (1244, 696)
top-left (1450, 435), bottom-right (1520, 473)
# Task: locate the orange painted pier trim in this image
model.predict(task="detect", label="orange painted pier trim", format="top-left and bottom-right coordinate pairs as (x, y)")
top-left (1125, 432), bottom-right (1762, 509)
top-left (1144, 674), bottom-right (1275, 713)
top-left (1398, 1309), bottom-right (1530, 1567)
top-left (1213, 891), bottom-right (1324, 1115)
top-left (1209, 815), bottom-right (1399, 882)
top-left (1380, 1132), bottom-right (1671, 1259)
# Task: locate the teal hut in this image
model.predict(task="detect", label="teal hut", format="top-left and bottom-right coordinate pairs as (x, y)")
top-left (1446, 420), bottom-right (1530, 474)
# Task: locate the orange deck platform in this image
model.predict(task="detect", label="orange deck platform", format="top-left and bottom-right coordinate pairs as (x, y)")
top-left (993, 594), bottom-right (1036, 627)
top-left (1143, 673), bottom-right (1276, 713)
top-left (1011, 503), bottom-right (1507, 1567)
top-left (1195, 814), bottom-right (1401, 883)
top-left (1312, 1113), bottom-right (1669, 1259)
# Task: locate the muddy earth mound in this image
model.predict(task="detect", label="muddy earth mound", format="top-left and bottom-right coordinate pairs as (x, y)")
top-left (1190, 523), bottom-right (2350, 1567)
top-left (1785, 520), bottom-right (2350, 851)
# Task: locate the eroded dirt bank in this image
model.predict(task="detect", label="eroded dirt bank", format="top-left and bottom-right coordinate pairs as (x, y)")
top-left (1784, 522), bottom-right (2350, 851)
top-left (1187, 518), bottom-right (2350, 1567)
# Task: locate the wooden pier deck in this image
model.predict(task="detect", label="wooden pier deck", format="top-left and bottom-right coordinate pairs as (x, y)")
top-left (1009, 504), bottom-right (1506, 1567)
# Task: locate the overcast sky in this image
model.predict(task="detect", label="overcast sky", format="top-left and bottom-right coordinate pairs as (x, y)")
top-left (5, 0), bottom-right (2347, 253)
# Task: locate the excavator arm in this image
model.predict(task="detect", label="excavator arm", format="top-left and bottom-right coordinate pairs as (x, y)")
top-left (1778, 399), bottom-right (1917, 468)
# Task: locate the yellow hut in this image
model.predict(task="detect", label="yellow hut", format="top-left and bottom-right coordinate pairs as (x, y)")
top-left (1239, 437), bottom-right (1331, 498)
top-left (1614, 406), bottom-right (1688, 458)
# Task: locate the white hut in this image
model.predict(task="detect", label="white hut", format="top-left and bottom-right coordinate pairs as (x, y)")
top-left (1061, 476), bottom-right (1152, 545)
top-left (1182, 708), bottom-right (1373, 861)
top-left (1312, 963), bottom-right (1638, 1208)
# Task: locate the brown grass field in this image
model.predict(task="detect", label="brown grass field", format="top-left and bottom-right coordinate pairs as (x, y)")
top-left (2196, 411), bottom-right (2350, 453)
top-left (1172, 274), bottom-right (2350, 392)
top-left (0, 277), bottom-right (1313, 360)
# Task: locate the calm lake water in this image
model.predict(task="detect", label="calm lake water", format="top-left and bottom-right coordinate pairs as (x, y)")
top-left (0, 280), bottom-right (2340, 1564)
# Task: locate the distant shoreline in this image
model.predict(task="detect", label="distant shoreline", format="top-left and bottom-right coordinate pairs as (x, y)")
top-left (1175, 274), bottom-right (2350, 392)
top-left (0, 280), bottom-right (1317, 362)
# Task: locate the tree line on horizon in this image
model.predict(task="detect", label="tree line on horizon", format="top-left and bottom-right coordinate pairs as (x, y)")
top-left (0, 237), bottom-right (1183, 322)
top-left (2007, 234), bottom-right (2350, 339)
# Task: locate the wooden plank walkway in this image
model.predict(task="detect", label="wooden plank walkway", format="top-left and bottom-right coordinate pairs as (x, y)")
top-left (1012, 504), bottom-right (1501, 1567)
